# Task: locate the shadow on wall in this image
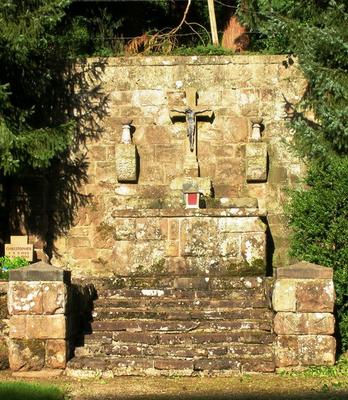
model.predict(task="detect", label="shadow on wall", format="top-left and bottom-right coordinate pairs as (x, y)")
top-left (1, 58), bottom-right (109, 259)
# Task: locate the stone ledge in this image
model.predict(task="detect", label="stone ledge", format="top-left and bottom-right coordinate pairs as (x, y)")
top-left (276, 261), bottom-right (332, 279)
top-left (86, 55), bottom-right (292, 67)
top-left (9, 261), bottom-right (71, 283)
top-left (111, 208), bottom-right (265, 218)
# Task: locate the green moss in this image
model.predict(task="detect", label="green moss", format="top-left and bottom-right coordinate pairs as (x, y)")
top-left (205, 197), bottom-right (221, 208)
top-left (148, 198), bottom-right (164, 209)
top-left (150, 258), bottom-right (166, 275)
top-left (225, 259), bottom-right (266, 277)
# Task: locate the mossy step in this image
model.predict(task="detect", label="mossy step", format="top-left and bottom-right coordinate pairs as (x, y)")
top-left (93, 293), bottom-right (269, 309)
top-left (85, 329), bottom-right (275, 345)
top-left (75, 342), bottom-right (274, 359)
top-left (67, 355), bottom-right (275, 374)
top-left (78, 276), bottom-right (272, 294)
top-left (89, 318), bottom-right (273, 333)
top-left (96, 287), bottom-right (270, 301)
top-left (91, 307), bottom-right (273, 322)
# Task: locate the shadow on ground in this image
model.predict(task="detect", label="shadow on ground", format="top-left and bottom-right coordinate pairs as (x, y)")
top-left (78, 391), bottom-right (348, 400)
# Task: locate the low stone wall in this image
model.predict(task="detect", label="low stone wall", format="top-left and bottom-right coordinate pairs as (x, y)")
top-left (0, 281), bottom-right (9, 370)
top-left (273, 262), bottom-right (336, 369)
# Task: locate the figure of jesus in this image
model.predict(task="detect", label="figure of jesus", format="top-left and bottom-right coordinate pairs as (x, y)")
top-left (170, 107), bottom-right (211, 152)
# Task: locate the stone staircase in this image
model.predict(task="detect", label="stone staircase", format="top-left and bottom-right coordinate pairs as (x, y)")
top-left (66, 276), bottom-right (275, 377)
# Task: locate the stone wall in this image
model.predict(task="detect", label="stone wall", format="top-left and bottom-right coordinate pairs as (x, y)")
top-left (0, 281), bottom-right (9, 370)
top-left (273, 262), bottom-right (336, 368)
top-left (52, 55), bottom-right (306, 276)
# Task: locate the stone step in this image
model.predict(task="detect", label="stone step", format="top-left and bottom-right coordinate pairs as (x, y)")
top-left (84, 330), bottom-right (275, 346)
top-left (96, 287), bottom-right (270, 301)
top-left (67, 355), bottom-right (275, 375)
top-left (90, 318), bottom-right (272, 332)
top-left (91, 307), bottom-right (273, 322)
top-left (75, 342), bottom-right (274, 359)
top-left (93, 295), bottom-right (269, 309)
top-left (75, 276), bottom-right (272, 294)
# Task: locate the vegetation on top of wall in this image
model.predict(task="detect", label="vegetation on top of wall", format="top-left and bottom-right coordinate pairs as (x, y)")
top-left (237, 0), bottom-right (348, 353)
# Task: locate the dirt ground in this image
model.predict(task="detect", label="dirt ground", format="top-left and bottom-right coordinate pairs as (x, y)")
top-left (1, 370), bottom-right (348, 400)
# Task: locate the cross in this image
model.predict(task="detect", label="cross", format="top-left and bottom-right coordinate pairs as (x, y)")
top-left (169, 88), bottom-right (214, 176)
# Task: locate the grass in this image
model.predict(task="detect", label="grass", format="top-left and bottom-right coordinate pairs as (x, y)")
top-left (279, 355), bottom-right (348, 378)
top-left (0, 381), bottom-right (65, 400)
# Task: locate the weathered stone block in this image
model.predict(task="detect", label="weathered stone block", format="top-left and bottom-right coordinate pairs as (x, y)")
top-left (116, 144), bottom-right (137, 182)
top-left (274, 313), bottom-right (335, 335)
top-left (45, 339), bottom-right (67, 369)
top-left (296, 280), bottom-right (335, 312)
top-left (272, 279), bottom-right (297, 312)
top-left (165, 241), bottom-right (179, 257)
top-left (241, 232), bottom-right (266, 267)
top-left (219, 197), bottom-right (258, 208)
top-left (9, 281), bottom-right (66, 315)
top-left (8, 282), bottom-right (43, 315)
top-left (273, 278), bottom-right (335, 313)
top-left (132, 89), bottom-right (165, 107)
top-left (71, 247), bottom-right (98, 260)
top-left (245, 142), bottom-right (268, 182)
top-left (168, 219), bottom-right (179, 240)
top-left (275, 335), bottom-right (336, 367)
top-left (136, 218), bottom-right (164, 240)
top-left (9, 315), bottom-right (66, 339)
top-left (218, 234), bottom-right (240, 257)
top-left (114, 218), bottom-right (136, 240)
top-left (217, 217), bottom-right (266, 233)
top-left (8, 339), bottom-right (45, 371)
top-left (42, 282), bottom-right (67, 315)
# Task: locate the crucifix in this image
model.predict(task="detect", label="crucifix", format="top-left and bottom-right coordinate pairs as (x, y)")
top-left (169, 88), bottom-right (214, 177)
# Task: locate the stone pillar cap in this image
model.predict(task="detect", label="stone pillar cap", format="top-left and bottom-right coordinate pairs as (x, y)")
top-left (9, 261), bottom-right (71, 283)
top-left (276, 261), bottom-right (333, 279)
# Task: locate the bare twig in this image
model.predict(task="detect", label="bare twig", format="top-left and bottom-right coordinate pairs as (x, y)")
top-left (170, 0), bottom-right (192, 35)
top-left (125, 0), bottom-right (192, 54)
top-left (185, 21), bottom-right (211, 46)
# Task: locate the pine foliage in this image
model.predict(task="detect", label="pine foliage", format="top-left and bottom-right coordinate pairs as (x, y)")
top-left (0, 0), bottom-right (73, 176)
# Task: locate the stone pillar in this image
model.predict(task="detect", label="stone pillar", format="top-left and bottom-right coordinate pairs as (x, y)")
top-left (7, 261), bottom-right (71, 372)
top-left (273, 261), bottom-right (336, 369)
